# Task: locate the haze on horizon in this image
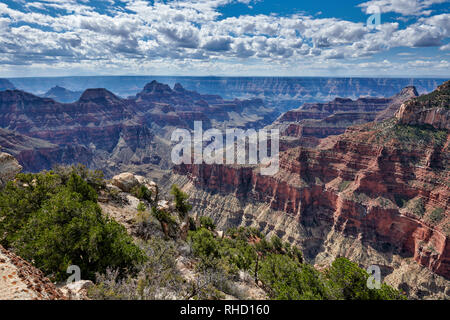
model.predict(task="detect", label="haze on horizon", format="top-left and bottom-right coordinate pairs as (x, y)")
top-left (0, 0), bottom-right (449, 78)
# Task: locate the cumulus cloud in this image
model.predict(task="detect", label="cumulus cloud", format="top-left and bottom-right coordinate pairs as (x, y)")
top-left (359, 0), bottom-right (448, 16)
top-left (0, 0), bottom-right (448, 76)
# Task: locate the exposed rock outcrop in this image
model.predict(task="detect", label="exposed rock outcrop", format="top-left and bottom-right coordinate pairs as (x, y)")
top-left (0, 245), bottom-right (66, 300)
top-left (396, 81), bottom-right (450, 130)
top-left (60, 280), bottom-right (93, 300)
top-left (0, 151), bottom-right (22, 187)
top-left (111, 172), bottom-right (157, 195)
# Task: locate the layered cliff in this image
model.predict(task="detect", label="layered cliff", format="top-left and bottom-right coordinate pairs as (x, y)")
top-left (0, 82), bottom-right (276, 175)
top-left (396, 81), bottom-right (450, 130)
top-left (0, 128), bottom-right (92, 172)
top-left (271, 86), bottom-right (419, 140)
top-left (171, 81), bottom-right (450, 298)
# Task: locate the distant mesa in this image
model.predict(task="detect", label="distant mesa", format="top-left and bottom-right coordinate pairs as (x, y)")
top-left (0, 79), bottom-right (15, 91)
top-left (43, 85), bottom-right (83, 103)
top-left (78, 88), bottom-right (122, 105)
top-left (140, 80), bottom-right (174, 95)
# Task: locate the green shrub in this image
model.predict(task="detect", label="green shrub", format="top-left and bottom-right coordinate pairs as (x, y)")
top-left (408, 198), bottom-right (425, 217)
top-left (326, 257), bottom-right (405, 300)
top-left (427, 208), bottom-right (445, 225)
top-left (199, 216), bottom-right (216, 231)
top-left (338, 180), bottom-right (351, 192)
top-left (258, 254), bottom-right (328, 300)
top-left (0, 169), bottom-right (145, 281)
top-left (171, 185), bottom-right (192, 220)
top-left (131, 185), bottom-right (153, 203)
top-left (189, 228), bottom-right (221, 268)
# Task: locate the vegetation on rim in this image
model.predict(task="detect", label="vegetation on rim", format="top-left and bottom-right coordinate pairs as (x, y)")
top-left (0, 165), bottom-right (406, 299)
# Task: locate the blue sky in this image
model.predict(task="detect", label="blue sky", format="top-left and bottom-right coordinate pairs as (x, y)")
top-left (0, 0), bottom-right (449, 77)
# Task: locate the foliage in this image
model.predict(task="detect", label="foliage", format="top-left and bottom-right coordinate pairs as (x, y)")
top-left (0, 167), bottom-right (145, 281)
top-left (171, 185), bottom-right (192, 220)
top-left (427, 207), bottom-right (445, 225)
top-left (325, 258), bottom-right (406, 300)
top-left (338, 180), bottom-right (351, 192)
top-left (53, 164), bottom-right (106, 192)
top-left (199, 216), bottom-right (216, 231)
top-left (407, 198), bottom-right (426, 217)
top-left (258, 253), bottom-right (329, 300)
top-left (187, 224), bottom-right (404, 300)
top-left (414, 82), bottom-right (450, 109)
top-left (131, 185), bottom-right (153, 204)
top-left (88, 238), bottom-right (185, 300)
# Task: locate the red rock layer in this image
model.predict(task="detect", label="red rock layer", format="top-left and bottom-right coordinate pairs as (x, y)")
top-left (174, 122), bottom-right (450, 279)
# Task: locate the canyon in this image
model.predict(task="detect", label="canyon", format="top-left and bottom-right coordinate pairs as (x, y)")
top-left (270, 86), bottom-right (419, 140)
top-left (7, 77), bottom-right (445, 112)
top-left (0, 77), bottom-right (449, 299)
top-left (170, 81), bottom-right (450, 299)
top-left (0, 81), bottom-right (277, 176)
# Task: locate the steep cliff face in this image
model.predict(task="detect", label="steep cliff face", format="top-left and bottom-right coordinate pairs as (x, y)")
top-left (174, 119), bottom-right (450, 276)
top-left (271, 86), bottom-right (419, 140)
top-left (171, 82), bottom-right (450, 298)
top-left (0, 128), bottom-right (92, 172)
top-left (396, 81), bottom-right (450, 130)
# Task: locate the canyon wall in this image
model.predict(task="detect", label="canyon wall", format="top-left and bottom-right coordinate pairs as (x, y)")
top-left (270, 86), bottom-right (419, 140)
top-left (0, 82), bottom-right (276, 175)
top-left (170, 81), bottom-right (450, 299)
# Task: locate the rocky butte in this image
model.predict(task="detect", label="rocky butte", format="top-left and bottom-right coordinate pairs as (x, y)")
top-left (0, 81), bottom-right (277, 176)
top-left (172, 81), bottom-right (450, 299)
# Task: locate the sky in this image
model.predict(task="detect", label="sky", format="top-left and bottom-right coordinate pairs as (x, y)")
top-left (0, 0), bottom-right (449, 77)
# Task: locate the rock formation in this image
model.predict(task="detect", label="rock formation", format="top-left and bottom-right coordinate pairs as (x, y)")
top-left (0, 151), bottom-right (22, 187)
top-left (0, 244), bottom-right (66, 300)
top-left (171, 81), bottom-right (450, 299)
top-left (271, 86), bottom-right (419, 140)
top-left (0, 82), bottom-right (277, 175)
top-left (42, 86), bottom-right (83, 103)
top-left (396, 81), bottom-right (450, 130)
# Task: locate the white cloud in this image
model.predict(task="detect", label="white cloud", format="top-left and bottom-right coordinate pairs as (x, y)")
top-left (0, 0), bottom-right (448, 76)
top-left (359, 0), bottom-right (448, 16)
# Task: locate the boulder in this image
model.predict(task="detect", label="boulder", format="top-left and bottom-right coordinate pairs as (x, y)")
top-left (111, 173), bottom-right (158, 196)
top-left (60, 280), bottom-right (93, 300)
top-left (135, 175), bottom-right (158, 195)
top-left (111, 172), bottom-right (139, 192)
